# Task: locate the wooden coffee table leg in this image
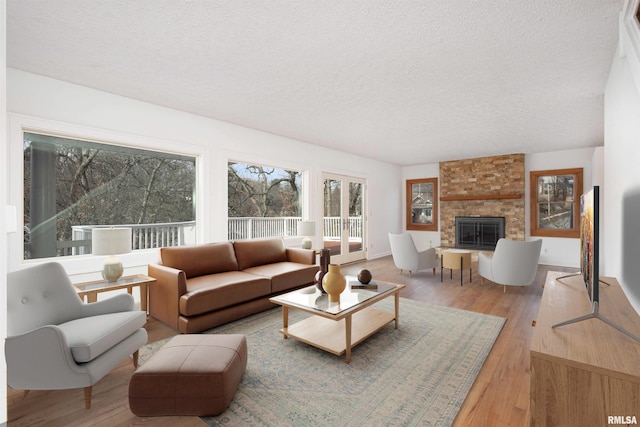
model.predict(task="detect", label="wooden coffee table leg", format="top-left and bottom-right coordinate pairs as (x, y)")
top-left (282, 306), bottom-right (289, 339)
top-left (345, 315), bottom-right (352, 364)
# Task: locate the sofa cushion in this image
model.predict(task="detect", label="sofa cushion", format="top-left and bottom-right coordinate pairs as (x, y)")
top-left (243, 262), bottom-right (318, 293)
top-left (160, 242), bottom-right (238, 278)
top-left (233, 238), bottom-right (288, 271)
top-left (57, 310), bottom-right (147, 363)
top-left (180, 271), bottom-right (271, 316)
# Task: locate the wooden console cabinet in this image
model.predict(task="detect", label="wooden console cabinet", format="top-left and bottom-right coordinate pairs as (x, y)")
top-left (530, 272), bottom-right (640, 426)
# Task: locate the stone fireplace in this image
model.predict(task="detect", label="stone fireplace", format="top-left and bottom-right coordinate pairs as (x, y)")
top-left (439, 154), bottom-right (525, 248)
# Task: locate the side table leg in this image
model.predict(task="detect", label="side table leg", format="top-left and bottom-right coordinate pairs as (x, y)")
top-left (140, 283), bottom-right (148, 315)
top-left (345, 315), bottom-right (352, 364)
top-left (282, 306), bottom-right (289, 339)
top-left (394, 291), bottom-right (400, 329)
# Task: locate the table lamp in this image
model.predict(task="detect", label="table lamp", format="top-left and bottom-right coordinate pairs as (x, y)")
top-left (297, 220), bottom-right (316, 249)
top-left (92, 227), bottom-right (132, 282)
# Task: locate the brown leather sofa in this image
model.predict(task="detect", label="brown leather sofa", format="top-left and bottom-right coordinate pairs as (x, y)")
top-left (148, 237), bottom-right (318, 333)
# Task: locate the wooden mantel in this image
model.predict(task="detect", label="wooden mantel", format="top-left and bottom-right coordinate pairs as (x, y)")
top-left (440, 193), bottom-right (522, 202)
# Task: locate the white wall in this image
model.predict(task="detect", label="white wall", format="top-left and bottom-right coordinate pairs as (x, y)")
top-left (1, 0), bottom-right (9, 423)
top-left (6, 69), bottom-right (402, 280)
top-left (604, 36), bottom-right (640, 314)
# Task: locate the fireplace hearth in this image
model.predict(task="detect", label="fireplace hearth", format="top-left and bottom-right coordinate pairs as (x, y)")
top-left (455, 216), bottom-right (505, 250)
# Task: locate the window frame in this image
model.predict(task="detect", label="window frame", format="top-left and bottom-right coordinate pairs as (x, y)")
top-left (9, 114), bottom-right (203, 266)
top-left (406, 178), bottom-right (438, 232)
top-left (529, 168), bottom-right (583, 238)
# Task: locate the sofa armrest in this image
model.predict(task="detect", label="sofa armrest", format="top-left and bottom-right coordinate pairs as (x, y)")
top-left (286, 248), bottom-right (316, 265)
top-left (148, 263), bottom-right (187, 330)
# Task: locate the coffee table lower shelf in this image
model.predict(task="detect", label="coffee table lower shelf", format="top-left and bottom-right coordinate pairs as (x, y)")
top-left (279, 307), bottom-right (395, 360)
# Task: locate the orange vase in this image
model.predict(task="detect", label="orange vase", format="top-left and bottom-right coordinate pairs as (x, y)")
top-left (322, 264), bottom-right (346, 302)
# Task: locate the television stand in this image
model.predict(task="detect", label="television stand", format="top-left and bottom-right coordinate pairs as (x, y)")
top-left (530, 272), bottom-right (640, 426)
top-left (552, 300), bottom-right (640, 342)
top-left (555, 272), bottom-right (611, 286)
top-left (554, 271), bottom-right (580, 281)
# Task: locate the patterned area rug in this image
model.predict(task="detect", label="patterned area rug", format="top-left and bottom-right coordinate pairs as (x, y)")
top-left (139, 298), bottom-right (505, 427)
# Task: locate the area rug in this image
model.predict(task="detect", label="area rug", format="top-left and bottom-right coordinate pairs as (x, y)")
top-left (139, 298), bottom-right (505, 427)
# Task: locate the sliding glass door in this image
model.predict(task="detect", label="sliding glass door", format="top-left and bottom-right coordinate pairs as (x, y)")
top-left (322, 173), bottom-right (366, 264)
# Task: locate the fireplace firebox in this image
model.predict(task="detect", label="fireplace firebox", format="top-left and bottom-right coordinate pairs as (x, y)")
top-left (455, 216), bottom-right (505, 250)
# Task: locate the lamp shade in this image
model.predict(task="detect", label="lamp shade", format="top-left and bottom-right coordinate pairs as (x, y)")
top-left (297, 220), bottom-right (316, 250)
top-left (297, 220), bottom-right (316, 237)
top-left (92, 227), bottom-right (132, 255)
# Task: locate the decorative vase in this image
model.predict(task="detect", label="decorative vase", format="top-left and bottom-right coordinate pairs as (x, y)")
top-left (322, 264), bottom-right (346, 302)
top-left (315, 248), bottom-right (331, 293)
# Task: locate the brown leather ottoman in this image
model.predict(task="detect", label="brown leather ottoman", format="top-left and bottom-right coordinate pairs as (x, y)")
top-left (129, 334), bottom-right (247, 416)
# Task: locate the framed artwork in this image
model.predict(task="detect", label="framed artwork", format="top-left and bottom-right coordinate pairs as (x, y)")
top-left (530, 168), bottom-right (583, 238)
top-left (406, 178), bottom-right (438, 231)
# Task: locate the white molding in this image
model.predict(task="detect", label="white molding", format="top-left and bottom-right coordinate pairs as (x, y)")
top-left (620, 0), bottom-right (640, 94)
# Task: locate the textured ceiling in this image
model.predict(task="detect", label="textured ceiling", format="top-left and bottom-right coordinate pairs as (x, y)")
top-left (6, 0), bottom-right (624, 166)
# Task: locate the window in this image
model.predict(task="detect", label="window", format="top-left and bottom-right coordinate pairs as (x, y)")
top-left (530, 168), bottom-right (583, 238)
top-left (227, 162), bottom-right (303, 240)
top-left (406, 178), bottom-right (438, 231)
top-left (23, 132), bottom-right (196, 259)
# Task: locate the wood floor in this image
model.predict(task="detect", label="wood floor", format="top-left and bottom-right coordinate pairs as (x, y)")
top-left (6, 256), bottom-right (573, 427)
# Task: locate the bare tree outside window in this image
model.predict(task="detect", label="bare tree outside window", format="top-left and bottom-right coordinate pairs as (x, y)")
top-left (227, 162), bottom-right (302, 240)
top-left (23, 133), bottom-right (196, 259)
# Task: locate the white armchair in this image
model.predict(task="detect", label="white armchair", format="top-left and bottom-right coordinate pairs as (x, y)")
top-left (388, 232), bottom-right (438, 277)
top-left (478, 238), bottom-right (543, 292)
top-left (6, 262), bottom-right (148, 409)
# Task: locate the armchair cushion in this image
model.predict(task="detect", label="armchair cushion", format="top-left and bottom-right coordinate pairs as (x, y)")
top-left (57, 310), bottom-right (147, 363)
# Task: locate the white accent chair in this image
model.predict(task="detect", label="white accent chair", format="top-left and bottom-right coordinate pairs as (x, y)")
top-left (6, 262), bottom-right (148, 409)
top-left (388, 232), bottom-right (438, 277)
top-left (478, 238), bottom-right (543, 292)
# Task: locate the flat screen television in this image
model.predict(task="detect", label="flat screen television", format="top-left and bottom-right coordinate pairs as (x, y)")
top-left (554, 186), bottom-right (640, 342)
top-left (580, 185), bottom-right (599, 304)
